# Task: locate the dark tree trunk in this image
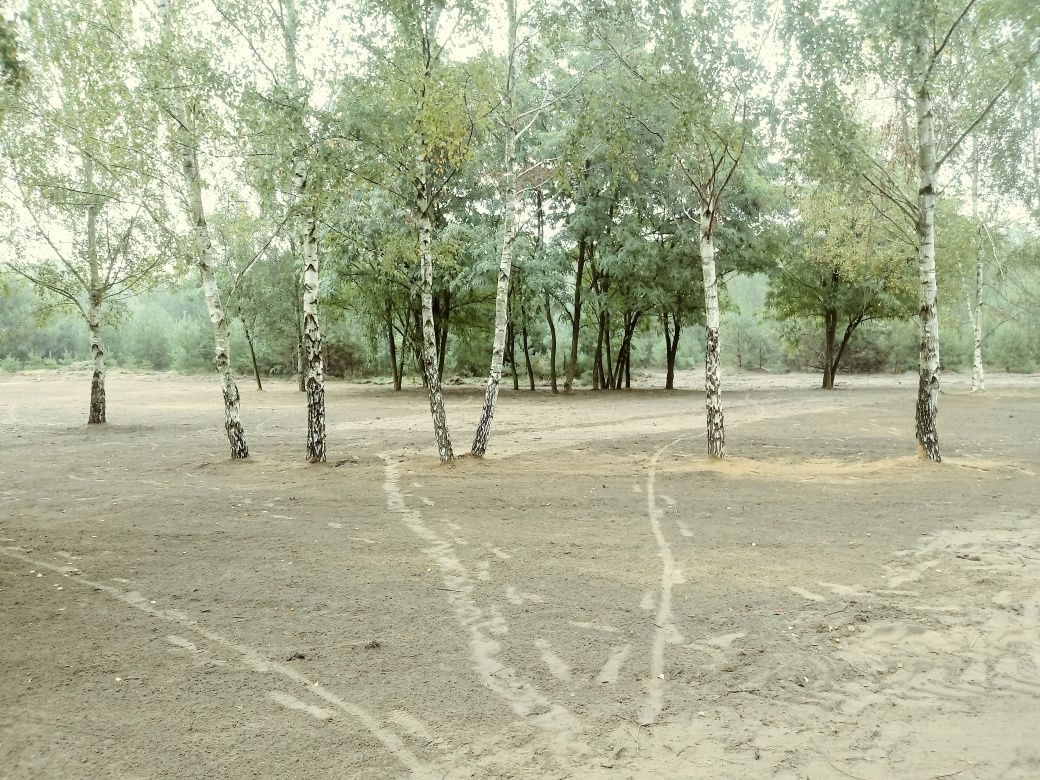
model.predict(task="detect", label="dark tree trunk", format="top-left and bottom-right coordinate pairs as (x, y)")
top-left (592, 312), bottom-right (605, 390)
top-left (507, 320), bottom-right (519, 391)
top-left (387, 303), bottom-right (400, 391)
top-left (296, 331), bottom-right (305, 393)
top-left (435, 291), bottom-right (450, 383)
top-left (830, 315), bottom-right (862, 386)
top-left (565, 236), bottom-right (586, 392)
top-left (822, 307), bottom-right (837, 390)
top-left (520, 315), bottom-right (535, 390)
top-left (243, 323), bottom-right (263, 391)
top-left (664, 313), bottom-right (681, 390)
top-left (544, 292), bottom-right (558, 393)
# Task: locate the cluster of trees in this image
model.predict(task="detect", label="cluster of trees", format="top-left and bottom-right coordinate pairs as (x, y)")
top-left (1, 0), bottom-right (1038, 464)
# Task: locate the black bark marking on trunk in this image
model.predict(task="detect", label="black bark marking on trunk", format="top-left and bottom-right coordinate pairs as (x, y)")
top-left (704, 326), bottom-right (725, 458)
top-left (88, 369), bottom-right (106, 424)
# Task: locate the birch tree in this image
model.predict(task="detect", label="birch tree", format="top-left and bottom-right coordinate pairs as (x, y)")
top-left (2, 0), bottom-right (166, 424)
top-left (470, 0), bottom-right (522, 457)
top-left (788, 0), bottom-right (1040, 460)
top-left (601, 0), bottom-right (770, 457)
top-left (344, 0), bottom-right (490, 461)
top-left (151, 0), bottom-right (249, 457)
top-left (211, 0), bottom-right (337, 461)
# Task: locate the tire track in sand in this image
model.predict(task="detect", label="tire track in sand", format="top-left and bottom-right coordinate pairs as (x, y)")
top-left (0, 546), bottom-right (428, 777)
top-left (380, 454), bottom-right (587, 755)
top-left (639, 437), bottom-right (686, 725)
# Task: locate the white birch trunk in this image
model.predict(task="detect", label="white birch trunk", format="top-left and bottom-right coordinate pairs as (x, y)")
top-left (87, 299), bottom-right (106, 425)
top-left (968, 164), bottom-right (985, 393)
top-left (295, 161), bottom-right (326, 462)
top-left (914, 27), bottom-right (942, 462)
top-left (282, 0), bottom-right (327, 462)
top-left (161, 2), bottom-right (248, 458)
top-left (415, 2), bottom-right (453, 462)
top-left (472, 0), bottom-right (518, 457)
top-left (84, 163), bottom-right (105, 424)
top-left (701, 201), bottom-right (725, 458)
top-left (418, 191), bottom-right (454, 462)
top-left (969, 247), bottom-right (984, 392)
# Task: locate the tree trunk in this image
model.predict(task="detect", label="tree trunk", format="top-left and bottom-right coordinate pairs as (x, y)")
top-left (396, 315), bottom-right (409, 390)
top-left (564, 236), bottom-right (586, 392)
top-left (84, 170), bottom-right (105, 424)
top-left (471, 0), bottom-right (519, 455)
top-left (521, 316), bottom-right (535, 390)
top-left (435, 290), bottom-right (450, 383)
top-left (822, 307), bottom-right (837, 390)
top-left (387, 303), bottom-right (402, 391)
top-left (296, 330), bottom-right (306, 392)
top-left (544, 292), bottom-right (558, 393)
top-left (969, 168), bottom-right (985, 393)
top-left (914, 25), bottom-right (941, 462)
top-left (619, 312), bottom-right (638, 390)
top-left (592, 311), bottom-right (604, 391)
top-left (295, 166), bottom-right (327, 463)
top-left (701, 203), bottom-right (725, 458)
top-left (243, 323), bottom-right (263, 391)
top-left (508, 319), bottom-right (519, 391)
top-left (418, 189), bottom-right (453, 461)
top-left (664, 313), bottom-right (680, 391)
top-left (87, 301), bottom-right (106, 424)
top-left (161, 34), bottom-right (248, 459)
top-left (968, 271), bottom-right (984, 392)
top-left (831, 315), bottom-right (861, 384)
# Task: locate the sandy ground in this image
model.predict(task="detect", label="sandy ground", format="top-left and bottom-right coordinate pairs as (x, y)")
top-left (1, 369), bottom-right (1039, 779)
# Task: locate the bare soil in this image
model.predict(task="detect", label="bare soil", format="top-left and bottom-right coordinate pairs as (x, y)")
top-left (2, 369), bottom-right (1039, 779)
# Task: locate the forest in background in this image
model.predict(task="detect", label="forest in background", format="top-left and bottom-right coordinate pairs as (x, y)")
top-left (6, 272), bottom-right (1040, 381)
top-left (1, 0), bottom-right (1039, 462)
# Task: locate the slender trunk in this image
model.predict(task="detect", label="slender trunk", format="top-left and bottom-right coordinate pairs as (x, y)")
top-left (84, 166), bottom-right (105, 424)
top-left (832, 316), bottom-right (861, 383)
top-left (160, 23), bottom-right (248, 458)
top-left (387, 303), bottom-right (401, 391)
top-left (294, 161), bottom-right (327, 461)
top-left (243, 323), bottom-right (263, 391)
top-left (619, 313), bottom-right (638, 390)
top-left (472, 0), bottom-right (519, 454)
top-left (664, 313), bottom-right (680, 390)
top-left (969, 256), bottom-right (984, 391)
top-left (411, 307), bottom-right (426, 387)
top-left (822, 307), bottom-right (837, 390)
top-left (396, 316), bottom-right (409, 390)
top-left (436, 291), bottom-right (450, 382)
top-left (565, 237), bottom-right (586, 392)
top-left (296, 331), bottom-right (306, 392)
top-left (914, 27), bottom-right (941, 462)
top-left (544, 293), bottom-right (558, 393)
top-left (87, 301), bottom-right (106, 424)
top-left (701, 202), bottom-right (725, 458)
top-left (619, 341), bottom-right (628, 391)
top-left (969, 167), bottom-right (985, 393)
top-left (418, 196), bottom-right (453, 461)
top-left (592, 311), bottom-right (604, 390)
top-left (508, 320), bottom-right (519, 391)
top-left (521, 317), bottom-right (535, 391)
